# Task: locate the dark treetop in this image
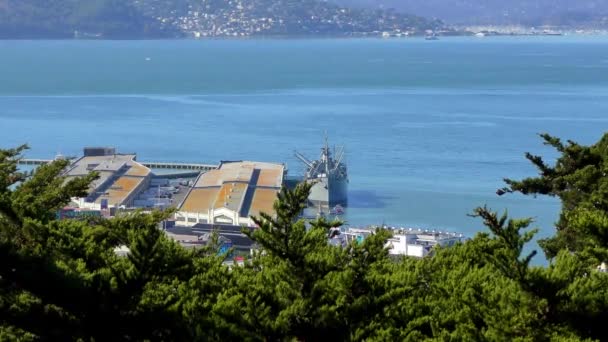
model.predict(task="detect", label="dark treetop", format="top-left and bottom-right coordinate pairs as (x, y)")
top-left (2, 133), bottom-right (608, 340)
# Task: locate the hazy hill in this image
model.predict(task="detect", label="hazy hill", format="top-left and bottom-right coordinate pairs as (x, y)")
top-left (0, 0), bottom-right (444, 39)
top-left (0, 0), bottom-right (177, 38)
top-left (332, 0), bottom-right (608, 27)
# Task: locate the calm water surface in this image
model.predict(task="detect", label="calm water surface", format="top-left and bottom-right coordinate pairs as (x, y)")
top-left (2, 36), bottom-right (608, 262)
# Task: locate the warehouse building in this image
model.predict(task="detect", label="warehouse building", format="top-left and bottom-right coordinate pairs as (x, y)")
top-left (65, 147), bottom-right (152, 210)
top-left (175, 160), bottom-right (285, 227)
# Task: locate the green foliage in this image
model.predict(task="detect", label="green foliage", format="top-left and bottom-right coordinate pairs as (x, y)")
top-left (218, 183), bottom-right (399, 340)
top-left (470, 207), bottom-right (538, 288)
top-left (2, 133), bottom-right (608, 342)
top-left (501, 132), bottom-right (608, 258)
top-left (0, 147), bottom-right (204, 340)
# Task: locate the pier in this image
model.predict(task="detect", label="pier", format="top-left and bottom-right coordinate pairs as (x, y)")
top-left (142, 162), bottom-right (217, 172)
top-left (19, 159), bottom-right (218, 172)
top-left (153, 171), bottom-right (201, 179)
top-left (18, 159), bottom-right (53, 166)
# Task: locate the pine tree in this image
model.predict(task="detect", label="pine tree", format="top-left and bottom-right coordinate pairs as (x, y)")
top-left (213, 183), bottom-right (401, 341)
top-left (3, 132), bottom-right (608, 342)
top-left (0, 146), bottom-right (212, 340)
top-left (499, 132), bottom-right (608, 258)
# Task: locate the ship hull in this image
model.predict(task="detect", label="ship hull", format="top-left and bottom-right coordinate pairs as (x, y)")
top-left (307, 176), bottom-right (348, 208)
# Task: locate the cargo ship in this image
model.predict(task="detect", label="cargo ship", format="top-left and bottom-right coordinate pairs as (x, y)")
top-left (295, 136), bottom-right (348, 210)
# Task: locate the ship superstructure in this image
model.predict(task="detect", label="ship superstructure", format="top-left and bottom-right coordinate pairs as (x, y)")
top-left (295, 137), bottom-right (348, 209)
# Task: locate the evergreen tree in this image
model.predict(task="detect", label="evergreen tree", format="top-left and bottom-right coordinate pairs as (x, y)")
top-left (213, 183), bottom-right (399, 341)
top-left (0, 146), bottom-right (221, 340)
top-left (2, 133), bottom-right (608, 342)
top-left (499, 133), bottom-right (608, 258)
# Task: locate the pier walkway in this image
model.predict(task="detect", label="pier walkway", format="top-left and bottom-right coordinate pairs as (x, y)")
top-left (18, 159), bottom-right (218, 172)
top-left (142, 162), bottom-right (217, 171)
top-left (18, 159), bottom-right (53, 166)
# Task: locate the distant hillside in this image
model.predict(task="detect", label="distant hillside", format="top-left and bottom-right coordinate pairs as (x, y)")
top-left (0, 0), bottom-right (445, 39)
top-left (0, 0), bottom-right (177, 38)
top-left (332, 0), bottom-right (608, 27)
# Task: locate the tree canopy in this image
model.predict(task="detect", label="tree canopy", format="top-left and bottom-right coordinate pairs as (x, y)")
top-left (1, 134), bottom-right (608, 341)
top-left (500, 133), bottom-right (608, 259)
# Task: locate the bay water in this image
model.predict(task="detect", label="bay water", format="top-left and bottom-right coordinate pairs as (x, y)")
top-left (2, 36), bottom-right (608, 261)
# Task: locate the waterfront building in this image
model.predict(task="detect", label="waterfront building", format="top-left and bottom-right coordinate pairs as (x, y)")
top-left (64, 147), bottom-right (152, 210)
top-left (330, 227), bottom-right (467, 258)
top-left (175, 160), bottom-right (285, 226)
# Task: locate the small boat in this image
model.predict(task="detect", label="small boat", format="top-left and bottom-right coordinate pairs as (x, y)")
top-left (425, 34), bottom-right (439, 41)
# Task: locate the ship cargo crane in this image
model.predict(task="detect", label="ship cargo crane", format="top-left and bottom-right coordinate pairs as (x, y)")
top-left (294, 151), bottom-right (314, 169)
top-left (294, 136), bottom-right (348, 209)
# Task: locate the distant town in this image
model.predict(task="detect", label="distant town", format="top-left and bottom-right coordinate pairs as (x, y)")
top-left (0, 0), bottom-right (444, 39)
top-left (2, 0), bottom-right (608, 39)
top-left (456, 25), bottom-right (608, 37)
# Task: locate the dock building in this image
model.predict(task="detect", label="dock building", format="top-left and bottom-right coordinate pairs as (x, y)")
top-left (175, 161), bottom-right (285, 227)
top-left (330, 227), bottom-right (467, 258)
top-left (28, 147), bottom-right (285, 226)
top-left (64, 147), bottom-right (152, 210)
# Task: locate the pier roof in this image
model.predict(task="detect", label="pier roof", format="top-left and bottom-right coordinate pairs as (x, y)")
top-left (180, 188), bottom-right (220, 213)
top-left (66, 154), bottom-right (138, 176)
top-left (247, 188), bottom-right (280, 217)
top-left (256, 168), bottom-right (284, 188)
top-left (64, 152), bottom-right (151, 207)
top-left (179, 161), bottom-right (284, 220)
top-left (95, 176), bottom-right (145, 206)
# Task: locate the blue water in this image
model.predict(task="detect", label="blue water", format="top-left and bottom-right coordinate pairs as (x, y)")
top-left (2, 36), bottom-right (608, 261)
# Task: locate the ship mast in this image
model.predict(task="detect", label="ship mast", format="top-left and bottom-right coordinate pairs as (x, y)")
top-left (332, 146), bottom-right (345, 172)
top-left (323, 132), bottom-right (330, 175)
top-left (295, 133), bottom-right (344, 178)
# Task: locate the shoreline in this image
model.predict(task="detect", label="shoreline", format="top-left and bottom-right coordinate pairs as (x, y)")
top-left (1, 30), bottom-right (608, 41)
